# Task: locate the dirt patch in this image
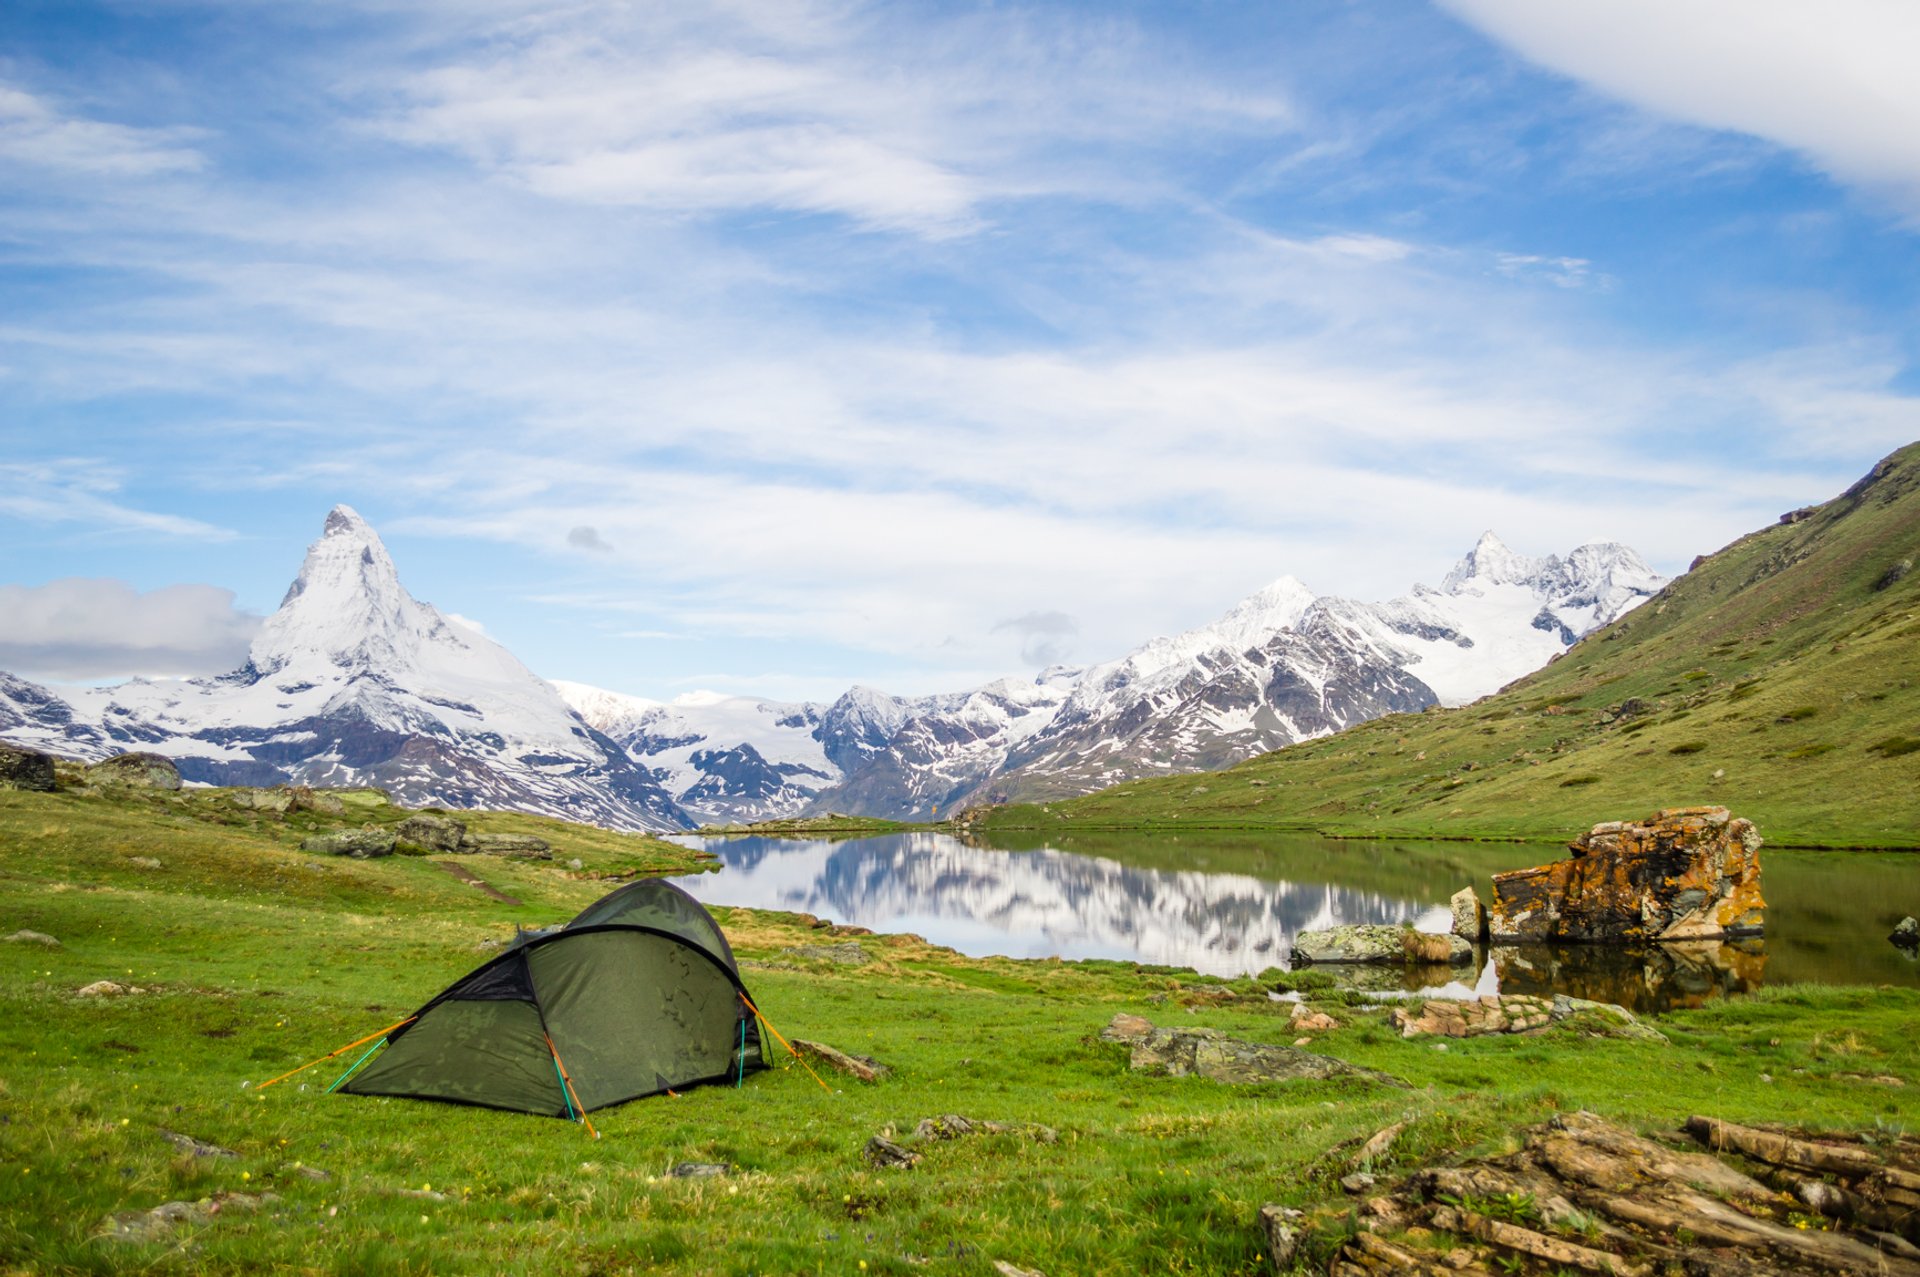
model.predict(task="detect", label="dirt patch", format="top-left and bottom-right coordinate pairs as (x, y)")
top-left (432, 860), bottom-right (521, 906)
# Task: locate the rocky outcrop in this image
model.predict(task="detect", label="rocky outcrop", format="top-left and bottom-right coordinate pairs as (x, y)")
top-left (397, 812), bottom-right (466, 852)
top-left (0, 743), bottom-right (57, 792)
top-left (1291, 924), bottom-right (1471, 966)
top-left (1099, 1013), bottom-right (1406, 1087)
top-left (300, 828), bottom-right (397, 858)
top-left (1389, 994), bottom-right (1665, 1042)
top-left (459, 832), bottom-right (551, 859)
top-left (1313, 1110), bottom-right (1920, 1277)
top-left (86, 752), bottom-right (182, 790)
top-left (1489, 806), bottom-right (1764, 944)
top-left (1894, 916), bottom-right (1919, 950)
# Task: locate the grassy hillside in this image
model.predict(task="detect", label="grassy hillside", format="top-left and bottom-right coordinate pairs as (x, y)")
top-left (977, 444), bottom-right (1920, 848)
top-left (6, 781), bottom-right (1919, 1273)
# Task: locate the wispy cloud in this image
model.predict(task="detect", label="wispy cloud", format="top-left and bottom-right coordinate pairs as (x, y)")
top-left (0, 461), bottom-right (239, 541)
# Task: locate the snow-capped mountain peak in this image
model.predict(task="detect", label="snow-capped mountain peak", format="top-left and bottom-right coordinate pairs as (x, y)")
top-left (1441, 530), bottom-right (1547, 592)
top-left (1, 508), bottom-right (691, 832)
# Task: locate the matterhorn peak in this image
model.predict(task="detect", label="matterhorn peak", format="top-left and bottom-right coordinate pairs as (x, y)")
top-left (253, 505), bottom-right (432, 676)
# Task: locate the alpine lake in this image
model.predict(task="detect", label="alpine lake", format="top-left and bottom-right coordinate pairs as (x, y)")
top-left (668, 828), bottom-right (1920, 1012)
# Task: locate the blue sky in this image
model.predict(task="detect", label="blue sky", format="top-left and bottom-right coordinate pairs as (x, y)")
top-left (3, 0), bottom-right (1917, 702)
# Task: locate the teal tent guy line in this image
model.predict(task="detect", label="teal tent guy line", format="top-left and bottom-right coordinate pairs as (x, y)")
top-left (551, 1050), bottom-right (577, 1121)
top-left (325, 1037), bottom-right (387, 1093)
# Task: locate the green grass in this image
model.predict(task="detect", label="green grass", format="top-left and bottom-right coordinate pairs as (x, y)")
top-left (978, 442), bottom-right (1920, 848)
top-left (5, 785), bottom-right (1920, 1273)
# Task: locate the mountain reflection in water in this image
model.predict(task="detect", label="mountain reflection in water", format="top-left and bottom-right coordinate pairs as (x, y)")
top-left (668, 832), bottom-right (1447, 976)
top-left (668, 830), bottom-right (1919, 1007)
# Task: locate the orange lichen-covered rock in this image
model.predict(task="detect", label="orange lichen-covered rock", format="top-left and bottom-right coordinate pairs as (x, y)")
top-left (1489, 807), bottom-right (1764, 944)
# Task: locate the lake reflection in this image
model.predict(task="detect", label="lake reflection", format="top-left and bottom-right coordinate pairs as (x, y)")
top-left (668, 829), bottom-right (1920, 1005)
top-left (667, 831), bottom-right (1449, 976)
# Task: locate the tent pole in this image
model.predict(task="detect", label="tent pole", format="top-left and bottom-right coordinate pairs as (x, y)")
top-left (544, 1033), bottom-right (599, 1139)
top-left (325, 1036), bottom-right (390, 1093)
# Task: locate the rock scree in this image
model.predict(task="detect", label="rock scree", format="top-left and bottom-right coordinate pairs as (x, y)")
top-left (1489, 806), bottom-right (1764, 944)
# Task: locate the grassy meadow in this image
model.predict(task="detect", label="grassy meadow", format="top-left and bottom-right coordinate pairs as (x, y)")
top-left (4, 781), bottom-right (1919, 1275)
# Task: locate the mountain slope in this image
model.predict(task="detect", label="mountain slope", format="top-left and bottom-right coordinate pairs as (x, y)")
top-left (940, 535), bottom-right (1661, 812)
top-left (976, 444), bottom-right (1920, 847)
top-left (0, 508), bottom-right (690, 832)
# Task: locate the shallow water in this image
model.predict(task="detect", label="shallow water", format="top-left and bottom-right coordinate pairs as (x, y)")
top-left (666, 829), bottom-right (1920, 1007)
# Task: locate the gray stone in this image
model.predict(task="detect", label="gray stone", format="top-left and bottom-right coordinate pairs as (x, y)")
top-left (911, 1114), bottom-right (1057, 1144)
top-left (77, 980), bottom-right (130, 997)
top-left (397, 813), bottom-right (467, 852)
top-left (1291, 924), bottom-right (1471, 966)
top-left (87, 752), bottom-right (181, 790)
top-left (97, 1192), bottom-right (272, 1245)
top-left (782, 941), bottom-right (870, 966)
top-left (229, 787), bottom-right (293, 813)
top-left (285, 786), bottom-right (346, 816)
top-left (459, 832), bottom-right (551, 859)
top-left (1258, 1204), bottom-right (1305, 1269)
top-left (667, 1162), bottom-right (732, 1178)
top-left (1891, 916), bottom-right (1919, 949)
top-left (1099, 1013), bottom-right (1406, 1088)
top-left (0, 744), bottom-right (57, 792)
top-left (301, 828), bottom-right (397, 858)
top-left (159, 1130), bottom-right (237, 1159)
top-left (4, 929), bottom-right (59, 947)
top-left (1449, 886), bottom-right (1487, 942)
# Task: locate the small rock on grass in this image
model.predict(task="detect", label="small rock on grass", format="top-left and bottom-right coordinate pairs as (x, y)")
top-left (792, 1038), bottom-right (890, 1082)
top-left (1257, 1204), bottom-right (1305, 1268)
top-left (992, 1263), bottom-right (1046, 1277)
top-left (1892, 916), bottom-right (1919, 949)
top-left (77, 980), bottom-right (133, 997)
top-left (911, 1115), bottom-right (1058, 1144)
top-left (160, 1130), bottom-right (237, 1160)
top-left (667, 1162), bottom-right (732, 1178)
top-left (4, 930), bottom-right (58, 947)
top-left (97, 1192), bottom-right (275, 1244)
top-left (864, 1136), bottom-right (920, 1170)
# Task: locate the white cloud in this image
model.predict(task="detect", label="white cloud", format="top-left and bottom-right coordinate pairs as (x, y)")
top-left (0, 579), bottom-right (260, 679)
top-left (1440, 0), bottom-right (1920, 212)
top-left (0, 83), bottom-right (205, 178)
top-left (371, 4), bottom-right (1292, 236)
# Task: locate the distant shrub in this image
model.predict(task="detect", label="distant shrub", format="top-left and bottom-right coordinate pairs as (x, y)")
top-left (1784, 743), bottom-right (1836, 760)
top-left (1669, 742), bottom-right (1707, 755)
top-left (1776, 705), bottom-right (1820, 723)
top-left (1868, 736), bottom-right (1920, 758)
top-left (1728, 680), bottom-right (1762, 701)
top-left (1682, 669), bottom-right (1714, 682)
top-left (1619, 719), bottom-right (1654, 734)
top-left (1559, 776), bottom-right (1601, 788)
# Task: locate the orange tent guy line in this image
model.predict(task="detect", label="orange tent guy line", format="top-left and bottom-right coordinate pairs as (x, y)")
top-left (256, 1016), bottom-right (417, 1092)
top-left (738, 991), bottom-right (832, 1094)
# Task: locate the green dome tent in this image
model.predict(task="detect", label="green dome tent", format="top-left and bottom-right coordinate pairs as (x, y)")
top-left (332, 879), bottom-right (767, 1118)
